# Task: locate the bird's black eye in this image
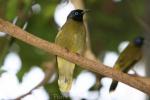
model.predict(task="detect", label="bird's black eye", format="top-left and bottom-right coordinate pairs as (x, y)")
top-left (67, 9), bottom-right (84, 22)
top-left (74, 12), bottom-right (79, 15)
top-left (134, 37), bottom-right (144, 47)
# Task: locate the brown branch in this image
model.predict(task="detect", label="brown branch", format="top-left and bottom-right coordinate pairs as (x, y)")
top-left (0, 18), bottom-right (150, 95)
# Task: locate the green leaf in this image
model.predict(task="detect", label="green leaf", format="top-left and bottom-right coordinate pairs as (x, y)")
top-left (5, 0), bottom-right (18, 21)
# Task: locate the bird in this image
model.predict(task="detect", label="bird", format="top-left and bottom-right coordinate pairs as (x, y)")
top-left (55, 9), bottom-right (87, 93)
top-left (109, 36), bottom-right (144, 92)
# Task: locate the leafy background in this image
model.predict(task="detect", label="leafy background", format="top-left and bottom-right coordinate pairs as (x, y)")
top-left (0, 0), bottom-right (149, 100)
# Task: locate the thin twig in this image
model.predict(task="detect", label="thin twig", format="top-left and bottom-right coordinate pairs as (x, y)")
top-left (0, 18), bottom-right (150, 95)
top-left (15, 61), bottom-right (55, 100)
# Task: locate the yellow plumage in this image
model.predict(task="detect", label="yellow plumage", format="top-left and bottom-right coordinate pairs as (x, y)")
top-left (109, 37), bottom-right (144, 92)
top-left (55, 9), bottom-right (86, 92)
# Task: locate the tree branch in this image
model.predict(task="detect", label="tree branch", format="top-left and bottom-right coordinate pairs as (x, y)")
top-left (0, 18), bottom-right (150, 95)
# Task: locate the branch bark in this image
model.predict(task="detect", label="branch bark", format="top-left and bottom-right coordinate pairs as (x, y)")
top-left (0, 18), bottom-right (150, 95)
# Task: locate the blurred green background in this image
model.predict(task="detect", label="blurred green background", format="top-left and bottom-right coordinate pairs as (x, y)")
top-left (0, 0), bottom-right (148, 99)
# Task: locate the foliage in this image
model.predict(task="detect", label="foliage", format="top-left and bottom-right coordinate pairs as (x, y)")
top-left (0, 0), bottom-right (146, 99)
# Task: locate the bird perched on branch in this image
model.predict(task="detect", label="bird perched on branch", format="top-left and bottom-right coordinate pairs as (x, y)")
top-left (109, 36), bottom-right (144, 92)
top-left (55, 9), bottom-right (87, 93)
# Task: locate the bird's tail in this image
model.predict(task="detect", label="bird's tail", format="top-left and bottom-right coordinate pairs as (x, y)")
top-left (57, 57), bottom-right (75, 93)
top-left (109, 80), bottom-right (118, 92)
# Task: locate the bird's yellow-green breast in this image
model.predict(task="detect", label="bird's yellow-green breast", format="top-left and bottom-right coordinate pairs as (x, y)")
top-left (55, 9), bottom-right (86, 93)
top-left (55, 18), bottom-right (86, 53)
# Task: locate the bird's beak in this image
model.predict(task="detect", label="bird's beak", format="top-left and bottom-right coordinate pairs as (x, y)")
top-left (82, 9), bottom-right (91, 14)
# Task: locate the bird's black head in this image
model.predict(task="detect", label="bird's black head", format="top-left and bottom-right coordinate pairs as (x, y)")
top-left (67, 9), bottom-right (85, 22)
top-left (133, 36), bottom-right (144, 47)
